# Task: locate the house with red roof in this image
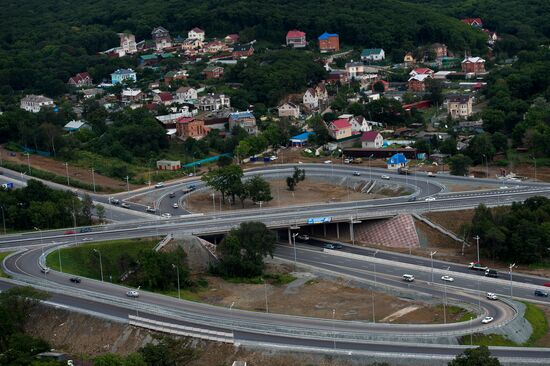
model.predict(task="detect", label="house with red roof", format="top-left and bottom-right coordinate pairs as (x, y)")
top-left (461, 18), bottom-right (483, 27)
top-left (328, 119), bottom-right (352, 140)
top-left (409, 68), bottom-right (434, 78)
top-left (176, 117), bottom-right (209, 140)
top-left (361, 131), bottom-right (383, 148)
top-left (68, 72), bottom-right (93, 88)
top-left (286, 30), bottom-right (306, 48)
top-left (153, 91), bottom-right (173, 106)
top-left (224, 34), bottom-right (239, 44)
top-left (461, 57), bottom-right (486, 74)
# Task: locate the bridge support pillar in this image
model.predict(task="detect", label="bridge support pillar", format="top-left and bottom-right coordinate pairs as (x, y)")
top-left (288, 227), bottom-right (292, 245)
top-left (323, 223), bottom-right (326, 237)
top-left (349, 222), bottom-right (354, 243)
top-left (336, 223), bottom-right (340, 239)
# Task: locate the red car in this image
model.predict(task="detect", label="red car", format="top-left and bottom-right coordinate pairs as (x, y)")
top-left (544, 282), bottom-right (550, 288)
top-left (64, 230), bottom-right (76, 235)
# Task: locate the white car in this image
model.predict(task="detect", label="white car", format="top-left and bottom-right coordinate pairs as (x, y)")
top-left (172, 203), bottom-right (179, 209)
top-left (499, 186), bottom-right (509, 190)
top-left (155, 182), bottom-right (165, 188)
top-left (352, 171), bottom-right (361, 176)
top-left (486, 292), bottom-right (498, 300)
top-left (324, 160), bottom-right (332, 164)
top-left (126, 290), bottom-right (139, 298)
top-left (481, 316), bottom-right (494, 324)
top-left (441, 275), bottom-right (454, 282)
top-left (270, 155), bottom-right (278, 161)
top-left (381, 175), bottom-right (390, 180)
top-left (425, 197), bottom-right (436, 202)
top-left (40, 267), bottom-right (50, 274)
top-left (161, 213), bottom-right (172, 218)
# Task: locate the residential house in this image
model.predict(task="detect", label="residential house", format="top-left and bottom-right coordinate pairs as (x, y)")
top-left (182, 38), bottom-right (203, 51)
top-left (20, 94), bottom-right (54, 113)
top-left (203, 65), bottom-right (224, 79)
top-left (176, 117), bottom-right (209, 140)
top-left (360, 131), bottom-right (383, 148)
top-left (229, 111), bottom-right (258, 135)
top-left (157, 160), bottom-right (181, 170)
top-left (326, 70), bottom-right (349, 85)
top-left (176, 87), bottom-right (198, 101)
top-left (345, 61), bottom-right (365, 79)
top-left (152, 26), bottom-right (172, 51)
top-left (430, 43), bottom-right (448, 58)
top-left (153, 92), bottom-right (173, 106)
top-left (446, 95), bottom-right (473, 119)
top-left (204, 40), bottom-right (228, 54)
top-left (232, 44), bottom-right (254, 59)
top-left (408, 74), bottom-right (432, 92)
top-left (328, 119), bottom-right (352, 140)
top-left (461, 18), bottom-right (483, 27)
top-left (63, 120), bottom-right (90, 133)
top-left (119, 33), bottom-right (137, 54)
top-left (188, 27), bottom-right (205, 41)
top-left (278, 102), bottom-right (300, 118)
top-left (461, 57), bottom-right (486, 74)
top-left (68, 72), bottom-right (92, 88)
top-left (198, 93), bottom-right (231, 111)
top-left (164, 70), bottom-right (188, 85)
top-left (349, 115), bottom-right (372, 133)
top-left (483, 30), bottom-right (498, 45)
top-left (156, 112), bottom-right (194, 129)
top-left (386, 153), bottom-right (408, 170)
top-left (121, 89), bottom-right (143, 104)
top-left (111, 69), bottom-right (137, 84)
top-left (139, 54), bottom-right (159, 66)
top-left (318, 32), bottom-right (339, 52)
top-left (286, 30), bottom-right (307, 48)
top-left (409, 68), bottom-right (434, 78)
top-left (80, 88), bottom-right (104, 99)
top-left (361, 48), bottom-right (385, 62)
top-left (224, 34), bottom-right (239, 44)
top-left (302, 84), bottom-right (328, 110)
top-left (290, 132), bottom-right (314, 147)
top-left (403, 52), bottom-right (416, 65)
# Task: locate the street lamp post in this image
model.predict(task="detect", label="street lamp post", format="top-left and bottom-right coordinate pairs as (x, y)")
top-left (474, 235), bottom-right (480, 264)
top-left (64, 162), bottom-right (70, 186)
top-left (211, 193), bottom-right (216, 212)
top-left (0, 205), bottom-right (6, 235)
top-left (332, 308), bottom-right (336, 350)
top-left (509, 263), bottom-right (516, 299)
top-left (125, 176), bottom-right (130, 192)
top-left (24, 152), bottom-right (31, 174)
top-left (172, 264), bottom-right (181, 299)
top-left (372, 249), bottom-right (379, 323)
top-left (264, 278), bottom-right (269, 313)
top-left (292, 232), bottom-right (299, 270)
top-left (429, 250), bottom-right (437, 284)
top-left (91, 168), bottom-right (96, 193)
top-left (93, 249), bottom-right (104, 282)
top-left (482, 154), bottom-right (488, 178)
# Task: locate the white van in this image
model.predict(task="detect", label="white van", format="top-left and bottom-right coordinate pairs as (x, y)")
top-left (402, 274), bottom-right (415, 282)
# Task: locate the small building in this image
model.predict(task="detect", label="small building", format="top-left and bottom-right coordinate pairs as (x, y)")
top-left (198, 93), bottom-right (231, 111)
top-left (461, 57), bottom-right (486, 74)
top-left (430, 43), bottom-right (448, 58)
top-left (152, 26), bottom-right (172, 50)
top-left (446, 95), bottom-right (473, 119)
top-left (386, 153), bottom-right (409, 170)
top-left (157, 160), bottom-right (181, 170)
top-left (408, 74), bottom-right (431, 92)
top-left (345, 61), bottom-right (365, 79)
top-left (20, 94), bottom-right (54, 113)
top-left (461, 18), bottom-right (483, 28)
top-left (278, 102), bottom-right (300, 118)
top-left (409, 68), bottom-right (434, 78)
top-left (232, 44), bottom-right (254, 59)
top-left (188, 27), bottom-right (205, 41)
top-left (328, 119), bottom-right (352, 140)
top-left (286, 29), bottom-right (307, 48)
top-left (118, 33), bottom-right (137, 54)
top-left (302, 84), bottom-right (328, 110)
top-left (203, 65), bottom-right (224, 79)
top-left (290, 131), bottom-right (314, 147)
top-left (224, 34), bottom-right (239, 44)
top-left (361, 48), bottom-right (385, 62)
top-left (111, 69), bottom-right (136, 84)
top-left (153, 92), bottom-right (173, 105)
top-left (64, 120), bottom-right (90, 133)
top-left (121, 89), bottom-right (143, 103)
top-left (36, 352), bottom-right (69, 362)
top-left (68, 72), bottom-right (93, 87)
top-left (318, 32), bottom-right (339, 53)
top-left (349, 115), bottom-right (372, 133)
top-left (139, 54), bottom-right (159, 66)
top-left (229, 111), bottom-right (258, 135)
top-left (182, 38), bottom-right (203, 51)
top-left (176, 86), bottom-right (197, 101)
top-left (176, 117), bottom-right (209, 140)
top-left (403, 52), bottom-right (416, 65)
top-left (326, 70), bottom-right (349, 85)
top-left (360, 131), bottom-right (383, 148)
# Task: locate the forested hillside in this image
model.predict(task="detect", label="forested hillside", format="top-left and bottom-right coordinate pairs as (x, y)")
top-left (0, 0), bottom-right (486, 104)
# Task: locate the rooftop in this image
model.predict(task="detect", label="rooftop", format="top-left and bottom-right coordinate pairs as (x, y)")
top-left (318, 32), bottom-right (338, 40)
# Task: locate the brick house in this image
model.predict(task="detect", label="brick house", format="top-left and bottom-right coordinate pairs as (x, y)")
top-left (204, 40), bottom-right (228, 54)
top-left (318, 32), bottom-right (339, 53)
top-left (153, 92), bottom-right (173, 106)
top-left (68, 72), bottom-right (93, 87)
top-left (286, 30), bottom-right (306, 48)
top-left (203, 65), bottom-right (224, 79)
top-left (176, 87), bottom-right (198, 101)
top-left (176, 117), bottom-right (209, 140)
top-left (278, 102), bottom-right (300, 118)
top-left (408, 74), bottom-right (432, 92)
top-left (157, 160), bottom-right (181, 170)
top-left (446, 95), bottom-right (473, 119)
top-left (461, 57), bottom-right (486, 74)
top-left (152, 26), bottom-right (172, 50)
top-left (360, 131), bottom-right (384, 148)
top-left (228, 111), bottom-right (258, 135)
top-left (345, 61), bottom-right (365, 79)
top-left (328, 118), bottom-right (352, 140)
top-left (232, 44), bottom-right (254, 59)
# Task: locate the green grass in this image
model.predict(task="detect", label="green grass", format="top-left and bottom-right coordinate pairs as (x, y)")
top-left (0, 251), bottom-right (13, 278)
top-left (460, 333), bottom-right (518, 347)
top-left (45, 238), bottom-right (159, 282)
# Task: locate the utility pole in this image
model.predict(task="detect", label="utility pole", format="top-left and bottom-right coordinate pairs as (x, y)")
top-left (24, 152), bottom-right (31, 174)
top-left (0, 205), bottom-right (6, 235)
top-left (474, 235), bottom-right (480, 263)
top-left (429, 251), bottom-right (437, 284)
top-left (91, 168), bottom-right (96, 193)
top-left (125, 176), bottom-right (130, 192)
top-left (372, 250), bottom-right (379, 323)
top-left (509, 263), bottom-right (516, 299)
top-left (292, 232), bottom-right (299, 270)
top-left (93, 249), bottom-right (104, 282)
top-left (64, 162), bottom-right (70, 186)
top-left (172, 264), bottom-right (181, 299)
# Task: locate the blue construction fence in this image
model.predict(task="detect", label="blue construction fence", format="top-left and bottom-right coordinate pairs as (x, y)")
top-left (20, 145), bottom-right (51, 157)
top-left (182, 153), bottom-right (232, 168)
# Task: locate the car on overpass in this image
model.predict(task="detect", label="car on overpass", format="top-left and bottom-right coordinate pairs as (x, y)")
top-left (425, 197), bottom-right (436, 202)
top-left (70, 277), bottom-right (81, 284)
top-left (468, 262), bottom-right (488, 271)
top-left (126, 290), bottom-right (139, 298)
top-left (402, 274), bottom-right (415, 282)
top-left (352, 171), bottom-right (361, 176)
top-left (324, 243), bottom-right (343, 250)
top-left (172, 203), bottom-right (179, 209)
top-left (40, 267), bottom-right (50, 274)
top-left (481, 316), bottom-right (494, 324)
top-left (535, 289), bottom-right (549, 297)
top-left (441, 275), bottom-right (454, 282)
top-left (486, 292), bottom-right (498, 300)
top-left (380, 175), bottom-right (390, 180)
top-left (155, 182), bottom-right (165, 188)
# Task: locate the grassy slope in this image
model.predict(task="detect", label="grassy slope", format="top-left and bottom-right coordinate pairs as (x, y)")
top-left (0, 251), bottom-right (13, 278)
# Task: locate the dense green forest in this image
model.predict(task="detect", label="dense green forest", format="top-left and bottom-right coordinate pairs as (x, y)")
top-left (0, 0), bottom-right (487, 104)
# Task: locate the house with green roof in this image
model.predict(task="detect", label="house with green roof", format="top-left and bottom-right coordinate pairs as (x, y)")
top-left (361, 48), bottom-right (385, 62)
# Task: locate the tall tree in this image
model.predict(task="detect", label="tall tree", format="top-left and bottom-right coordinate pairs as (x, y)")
top-left (448, 154), bottom-right (472, 176)
top-left (448, 346), bottom-right (501, 366)
top-left (246, 175), bottom-right (272, 204)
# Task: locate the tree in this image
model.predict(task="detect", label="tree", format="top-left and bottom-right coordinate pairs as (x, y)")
top-left (491, 132), bottom-right (509, 153)
top-left (216, 222), bottom-right (276, 277)
top-left (286, 166), bottom-right (306, 191)
top-left (246, 175), bottom-right (272, 204)
top-left (202, 164), bottom-right (244, 204)
top-left (448, 346), bottom-right (501, 366)
top-left (426, 79), bottom-right (444, 106)
top-left (234, 140), bottom-right (252, 162)
top-left (448, 154), bottom-right (472, 176)
top-left (439, 137), bottom-right (457, 155)
top-left (95, 204), bottom-right (106, 223)
top-left (372, 81), bottom-right (386, 93)
top-left (481, 108), bottom-right (506, 133)
top-left (466, 134), bottom-right (496, 165)
top-left (217, 155), bottom-right (233, 167)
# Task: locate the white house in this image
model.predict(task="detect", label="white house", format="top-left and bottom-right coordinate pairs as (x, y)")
top-left (278, 102), bottom-right (300, 118)
top-left (20, 95), bottom-right (54, 113)
top-left (360, 131), bottom-right (383, 148)
top-left (345, 61), bottom-right (365, 79)
top-left (349, 116), bottom-right (372, 133)
top-left (176, 86), bottom-right (198, 101)
top-left (361, 48), bottom-right (385, 62)
top-left (188, 27), bottom-right (205, 41)
top-left (302, 84), bottom-right (328, 110)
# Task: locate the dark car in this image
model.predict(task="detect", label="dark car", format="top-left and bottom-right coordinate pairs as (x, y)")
top-left (408, 196), bottom-right (417, 202)
top-left (169, 192), bottom-right (176, 198)
top-left (535, 289), bottom-right (549, 297)
top-left (80, 227), bottom-right (91, 233)
top-left (324, 243), bottom-right (343, 250)
top-left (70, 277), bottom-right (81, 283)
top-left (188, 185), bottom-right (196, 191)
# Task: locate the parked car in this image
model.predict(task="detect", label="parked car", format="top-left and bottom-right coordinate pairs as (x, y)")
top-left (121, 202), bottom-right (130, 209)
top-left (270, 155), bottom-right (278, 161)
top-left (380, 175), bottom-right (390, 180)
top-left (486, 292), bottom-right (498, 300)
top-left (161, 213), bottom-right (172, 218)
top-left (535, 289), bottom-right (549, 297)
top-left (324, 160), bottom-right (332, 164)
top-left (172, 203), bottom-right (179, 209)
top-left (126, 290), bottom-right (139, 298)
top-left (324, 243), bottom-right (343, 250)
top-left (352, 171), bottom-right (361, 176)
top-left (297, 234), bottom-right (310, 241)
top-left (441, 275), bottom-right (454, 282)
top-left (70, 277), bottom-right (81, 283)
top-left (481, 316), bottom-right (494, 324)
top-left (146, 206), bottom-right (156, 213)
top-left (402, 274), bottom-right (415, 282)
top-left (155, 182), bottom-right (165, 188)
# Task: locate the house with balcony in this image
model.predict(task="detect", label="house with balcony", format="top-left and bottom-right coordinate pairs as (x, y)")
top-left (228, 111), bottom-right (258, 135)
top-left (286, 30), bottom-right (306, 48)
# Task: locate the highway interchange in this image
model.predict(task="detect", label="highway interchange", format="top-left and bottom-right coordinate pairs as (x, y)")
top-left (2, 163), bottom-right (550, 363)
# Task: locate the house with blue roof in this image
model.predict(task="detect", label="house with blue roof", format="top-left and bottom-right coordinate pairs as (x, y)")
top-left (111, 69), bottom-right (137, 84)
top-left (290, 132), bottom-right (314, 147)
top-left (228, 110), bottom-right (258, 135)
top-left (386, 153), bottom-right (408, 169)
top-left (318, 32), bottom-right (339, 53)
top-left (361, 48), bottom-right (385, 62)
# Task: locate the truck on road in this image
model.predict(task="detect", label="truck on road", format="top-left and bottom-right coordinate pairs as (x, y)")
top-left (468, 262), bottom-right (488, 271)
